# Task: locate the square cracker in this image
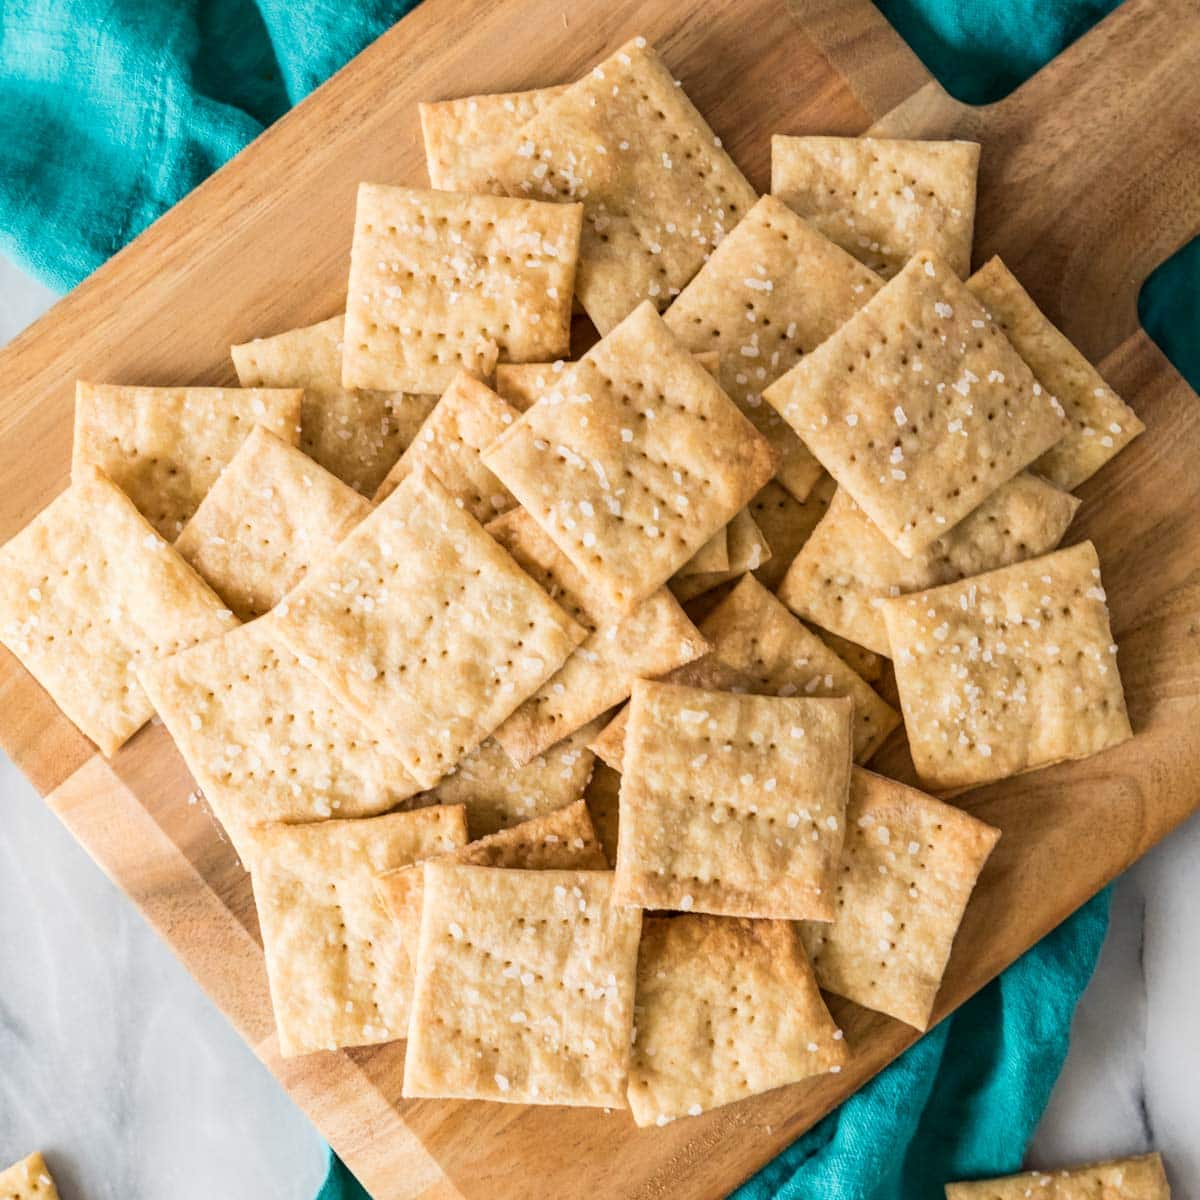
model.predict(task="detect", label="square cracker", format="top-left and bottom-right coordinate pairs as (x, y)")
top-left (139, 614), bottom-right (421, 854)
top-left (675, 526), bottom-right (730, 577)
top-left (248, 806), bottom-right (468, 1056)
top-left (764, 251), bottom-right (1069, 557)
top-left (749, 474), bottom-right (836, 591)
top-left (271, 469), bottom-right (585, 789)
top-left (800, 768), bottom-right (999, 1030)
top-left (772, 135), bottom-right (979, 279)
top-left (967, 257), bottom-right (1145, 490)
top-left (373, 372), bottom-right (522, 519)
top-left (590, 573), bottom-right (898, 769)
top-left (488, 507), bottom-right (708, 765)
top-left (664, 195), bottom-right (883, 501)
top-left (376, 799), bottom-right (607, 962)
top-left (779, 472), bottom-right (1081, 656)
top-left (945, 1154), bottom-right (1170, 1200)
top-left (0, 467), bottom-right (234, 756)
top-left (342, 184), bottom-right (582, 393)
top-left (72, 381), bottom-right (303, 539)
top-left (613, 681), bottom-right (853, 920)
top-left (422, 722), bottom-right (598, 838)
top-left (175, 426), bottom-right (370, 621)
top-left (483, 301), bottom-right (777, 615)
top-left (881, 540), bottom-right (1132, 789)
top-left (629, 915), bottom-right (848, 1125)
top-left (420, 86), bottom-right (570, 194)
top-left (491, 37), bottom-right (758, 334)
top-left (494, 349), bottom-right (721, 413)
top-left (0, 1151), bottom-right (60, 1200)
top-left (232, 314), bottom-right (438, 497)
top-left (403, 863), bottom-right (642, 1106)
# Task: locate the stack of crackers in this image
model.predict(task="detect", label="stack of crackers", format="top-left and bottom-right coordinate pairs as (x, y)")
top-left (0, 36), bottom-right (1141, 1126)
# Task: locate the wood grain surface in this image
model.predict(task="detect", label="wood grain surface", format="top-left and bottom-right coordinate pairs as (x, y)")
top-left (2, 0), bottom-right (1199, 1196)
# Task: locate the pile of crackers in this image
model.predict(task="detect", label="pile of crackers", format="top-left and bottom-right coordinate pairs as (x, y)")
top-left (0, 37), bottom-right (1141, 1125)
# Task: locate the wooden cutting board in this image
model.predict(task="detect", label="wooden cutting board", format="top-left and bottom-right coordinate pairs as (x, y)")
top-left (2, 0), bottom-right (1199, 1196)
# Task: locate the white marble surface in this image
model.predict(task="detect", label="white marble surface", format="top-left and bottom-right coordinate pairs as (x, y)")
top-left (1, 251), bottom-right (1198, 1199)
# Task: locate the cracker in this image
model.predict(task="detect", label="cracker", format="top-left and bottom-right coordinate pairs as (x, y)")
top-left (588, 653), bottom-right (758, 771)
top-left (421, 721), bottom-right (598, 838)
top-left (749, 474), bottom-right (835, 590)
top-left (0, 467), bottom-right (234, 756)
top-left (492, 37), bottom-right (758, 334)
top-left (248, 806), bottom-right (468, 1056)
top-left (231, 314), bottom-right (438, 496)
top-left (403, 863), bottom-right (642, 1106)
top-left (967, 257), bottom-right (1145, 490)
top-left (772, 135), bottom-right (979, 279)
top-left (665, 195), bottom-right (883, 500)
top-left (488, 507), bottom-right (708, 763)
top-left (174, 426), bottom-right (370, 621)
top-left (139, 615), bottom-right (421, 853)
top-left (629, 915), bottom-right (848, 1125)
top-left (484, 301), bottom-right (777, 615)
top-left (881, 541), bottom-right (1132, 789)
top-left (669, 509), bottom-right (773, 604)
top-left (765, 251), bottom-right (1069, 557)
top-left (342, 184), bottom-right (582, 393)
top-left (72, 381), bottom-right (303, 538)
top-left (813, 628), bottom-right (884, 684)
top-left (676, 527), bottom-right (730, 577)
top-left (376, 799), bottom-right (606, 962)
top-left (372, 372), bottom-right (522, 519)
top-left (697, 575), bottom-right (899, 761)
top-left (0, 1151), bottom-right (61, 1200)
top-left (779, 473), bottom-right (1081, 656)
top-left (420, 86), bottom-right (570, 193)
top-left (271, 470), bottom-right (585, 789)
top-left (495, 349), bottom-right (721, 413)
top-left (800, 768), bottom-right (999, 1029)
top-left (945, 1154), bottom-right (1170, 1200)
top-left (584, 761), bottom-right (622, 866)
top-left (613, 681), bottom-right (853, 919)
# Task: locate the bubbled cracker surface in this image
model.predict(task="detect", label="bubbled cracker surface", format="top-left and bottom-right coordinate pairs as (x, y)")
top-left (967, 257), bottom-right (1145, 491)
top-left (270, 470), bottom-right (586, 789)
top-left (421, 721), bottom-right (598, 837)
top-left (231, 314), bottom-right (437, 497)
top-left (779, 473), bottom-right (1081, 656)
top-left (764, 251), bottom-right (1069, 557)
top-left (0, 467), bottom-right (234, 756)
top-left (72, 382), bottom-right (303, 539)
top-left (420, 86), bottom-right (570, 194)
top-left (0, 1151), bottom-right (61, 1200)
top-left (376, 799), bottom-right (607, 961)
top-left (698, 575), bottom-right (899, 762)
top-left (175, 426), bottom-right (370, 621)
top-left (492, 38), bottom-right (757, 334)
top-left (613, 682), bottom-right (853, 920)
top-left (483, 302), bottom-right (777, 615)
top-left (771, 135), bottom-right (979, 279)
top-left (373, 372), bottom-right (521, 518)
top-left (629, 915), bottom-right (848, 1125)
top-left (665, 195), bottom-right (883, 501)
top-left (489, 507), bottom-right (707, 764)
top-left (403, 864), bottom-right (642, 1107)
top-left (139, 615), bottom-right (420, 854)
top-left (342, 184), bottom-right (581, 393)
top-left (800, 768), bottom-right (999, 1030)
top-left (749, 474), bottom-right (835, 591)
top-left (249, 806), bottom-right (468, 1057)
top-left (881, 541), bottom-right (1132, 789)
top-left (944, 1153), bottom-right (1170, 1200)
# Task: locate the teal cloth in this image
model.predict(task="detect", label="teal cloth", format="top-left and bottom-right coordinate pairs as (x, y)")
top-left (0, 2), bottom-right (1194, 1198)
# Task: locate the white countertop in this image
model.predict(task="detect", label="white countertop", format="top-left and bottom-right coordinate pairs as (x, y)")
top-left (1, 255), bottom-right (1196, 1199)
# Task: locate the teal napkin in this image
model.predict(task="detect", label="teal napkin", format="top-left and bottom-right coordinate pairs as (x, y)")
top-left (0, 3), bottom-right (1193, 1198)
